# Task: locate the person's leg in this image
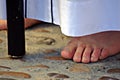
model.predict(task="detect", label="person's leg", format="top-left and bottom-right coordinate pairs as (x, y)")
top-left (0, 18), bottom-right (42, 30)
top-left (61, 31), bottom-right (120, 63)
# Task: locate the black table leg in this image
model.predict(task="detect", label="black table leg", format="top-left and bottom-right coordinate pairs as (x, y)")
top-left (6, 0), bottom-right (25, 58)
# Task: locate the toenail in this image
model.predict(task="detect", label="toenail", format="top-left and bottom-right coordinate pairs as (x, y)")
top-left (82, 57), bottom-right (90, 63)
top-left (61, 51), bottom-right (72, 59)
top-left (73, 55), bottom-right (81, 60)
top-left (91, 57), bottom-right (97, 62)
top-left (74, 57), bottom-right (79, 60)
top-left (91, 57), bottom-right (94, 61)
top-left (82, 57), bottom-right (87, 61)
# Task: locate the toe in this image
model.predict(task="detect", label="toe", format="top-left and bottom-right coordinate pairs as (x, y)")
top-left (91, 48), bottom-right (101, 62)
top-left (82, 46), bottom-right (92, 63)
top-left (61, 51), bottom-right (74, 59)
top-left (99, 48), bottom-right (109, 60)
top-left (61, 41), bottom-right (77, 59)
top-left (73, 44), bottom-right (85, 62)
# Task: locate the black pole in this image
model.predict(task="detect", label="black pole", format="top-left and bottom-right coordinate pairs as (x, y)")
top-left (6, 0), bottom-right (25, 58)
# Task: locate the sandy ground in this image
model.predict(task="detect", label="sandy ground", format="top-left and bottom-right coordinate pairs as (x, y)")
top-left (0, 23), bottom-right (120, 80)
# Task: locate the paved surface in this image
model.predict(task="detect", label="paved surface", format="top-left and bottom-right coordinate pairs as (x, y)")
top-left (0, 23), bottom-right (120, 80)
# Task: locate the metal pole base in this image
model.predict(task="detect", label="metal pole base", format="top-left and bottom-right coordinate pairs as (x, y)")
top-left (6, 0), bottom-right (25, 57)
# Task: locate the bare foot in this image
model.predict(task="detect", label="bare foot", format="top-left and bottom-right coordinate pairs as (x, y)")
top-left (61, 31), bottom-right (120, 63)
top-left (0, 18), bottom-right (42, 30)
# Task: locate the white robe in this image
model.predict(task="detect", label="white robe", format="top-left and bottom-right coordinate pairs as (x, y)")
top-left (0, 0), bottom-right (120, 36)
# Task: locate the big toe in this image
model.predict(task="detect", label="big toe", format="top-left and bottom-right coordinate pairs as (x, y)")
top-left (61, 50), bottom-right (73, 59)
top-left (61, 41), bottom-right (77, 59)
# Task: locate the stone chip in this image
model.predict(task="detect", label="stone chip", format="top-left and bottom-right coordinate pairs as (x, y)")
top-left (47, 73), bottom-right (69, 79)
top-left (0, 71), bottom-right (31, 79)
top-left (0, 65), bottom-right (11, 69)
top-left (0, 78), bottom-right (16, 80)
top-left (69, 64), bottom-right (90, 73)
top-left (107, 68), bottom-right (120, 73)
top-left (22, 64), bottom-right (49, 69)
top-left (37, 37), bottom-right (56, 45)
top-left (0, 39), bottom-right (3, 43)
top-left (99, 76), bottom-right (119, 80)
top-left (45, 56), bottom-right (66, 60)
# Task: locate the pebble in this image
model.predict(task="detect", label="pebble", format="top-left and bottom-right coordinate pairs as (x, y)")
top-left (0, 78), bottom-right (16, 80)
top-left (0, 39), bottom-right (3, 43)
top-left (0, 71), bottom-right (31, 78)
top-left (0, 65), bottom-right (11, 69)
top-left (99, 76), bottom-right (119, 80)
top-left (47, 73), bottom-right (69, 79)
top-left (107, 68), bottom-right (120, 73)
top-left (47, 73), bottom-right (58, 77)
top-left (37, 37), bottom-right (56, 45)
top-left (45, 56), bottom-right (66, 60)
top-left (22, 64), bottom-right (49, 69)
top-left (69, 64), bottom-right (90, 73)
top-left (35, 28), bottom-right (50, 33)
top-left (43, 49), bottom-right (57, 54)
